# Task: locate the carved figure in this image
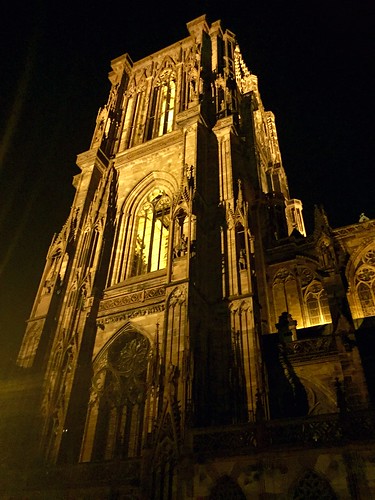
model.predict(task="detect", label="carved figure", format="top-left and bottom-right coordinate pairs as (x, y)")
top-left (167, 362), bottom-right (180, 401)
top-left (238, 249), bottom-right (247, 270)
top-left (174, 234), bottom-right (188, 258)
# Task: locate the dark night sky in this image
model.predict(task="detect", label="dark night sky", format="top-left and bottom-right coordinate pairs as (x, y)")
top-left (0, 1), bottom-right (373, 371)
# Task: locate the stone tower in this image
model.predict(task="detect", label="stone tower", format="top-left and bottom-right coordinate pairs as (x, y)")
top-left (6, 15), bottom-right (375, 499)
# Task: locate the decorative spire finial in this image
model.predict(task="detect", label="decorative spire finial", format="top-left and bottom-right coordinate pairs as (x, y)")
top-left (234, 44), bottom-right (254, 94)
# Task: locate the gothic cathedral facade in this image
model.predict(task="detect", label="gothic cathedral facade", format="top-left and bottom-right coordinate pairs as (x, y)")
top-left (3, 15), bottom-right (375, 499)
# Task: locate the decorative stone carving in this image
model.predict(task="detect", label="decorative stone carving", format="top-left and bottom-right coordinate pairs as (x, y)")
top-left (299, 267), bottom-right (314, 287)
top-left (97, 304), bottom-right (165, 325)
top-left (94, 333), bottom-right (150, 408)
top-left (285, 336), bottom-right (337, 358)
top-left (168, 285), bottom-right (187, 307)
top-left (364, 249), bottom-right (375, 265)
top-left (357, 267), bottom-right (375, 282)
top-left (273, 267), bottom-right (294, 284)
top-left (234, 45), bottom-right (254, 95)
top-left (99, 286), bottom-right (166, 311)
top-left (89, 368), bottom-right (107, 406)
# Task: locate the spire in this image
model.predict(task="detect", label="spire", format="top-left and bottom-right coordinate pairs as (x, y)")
top-left (234, 45), bottom-right (255, 94)
top-left (313, 204), bottom-right (332, 240)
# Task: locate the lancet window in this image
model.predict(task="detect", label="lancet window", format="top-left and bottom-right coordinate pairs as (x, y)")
top-left (305, 282), bottom-right (331, 326)
top-left (146, 69), bottom-right (176, 140)
top-left (272, 268), bottom-right (296, 316)
top-left (77, 225), bottom-right (100, 271)
top-left (120, 91), bottom-right (143, 149)
top-left (180, 47), bottom-right (200, 110)
top-left (358, 280), bottom-right (375, 316)
top-left (354, 248), bottom-right (375, 317)
top-left (130, 189), bottom-right (171, 277)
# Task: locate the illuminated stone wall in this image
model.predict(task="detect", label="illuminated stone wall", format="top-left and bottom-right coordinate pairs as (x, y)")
top-left (3, 14), bottom-right (375, 499)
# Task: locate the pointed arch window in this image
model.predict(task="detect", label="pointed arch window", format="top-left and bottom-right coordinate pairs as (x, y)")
top-left (92, 331), bottom-right (150, 460)
top-left (146, 70), bottom-right (176, 140)
top-left (77, 225), bottom-right (100, 271)
top-left (131, 189), bottom-right (171, 277)
top-left (272, 268), bottom-right (296, 317)
top-left (151, 416), bottom-right (178, 500)
top-left (355, 264), bottom-right (375, 317)
top-left (305, 282), bottom-right (331, 326)
top-left (120, 88), bottom-right (146, 150)
top-left (121, 92), bottom-right (138, 149)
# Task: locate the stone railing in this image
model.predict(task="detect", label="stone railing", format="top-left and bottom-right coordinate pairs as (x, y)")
top-left (193, 423), bottom-right (257, 456)
top-left (284, 336), bottom-right (337, 360)
top-left (193, 410), bottom-right (375, 457)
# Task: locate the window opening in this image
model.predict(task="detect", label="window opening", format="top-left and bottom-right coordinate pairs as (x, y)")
top-left (146, 72), bottom-right (176, 140)
top-left (92, 332), bottom-right (150, 460)
top-left (305, 283), bottom-right (331, 326)
top-left (131, 190), bottom-right (171, 277)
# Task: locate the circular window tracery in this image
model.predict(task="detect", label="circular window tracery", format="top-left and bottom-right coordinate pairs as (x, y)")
top-left (364, 249), bottom-right (375, 265)
top-left (90, 331), bottom-right (151, 460)
top-left (357, 267), bottom-right (375, 282)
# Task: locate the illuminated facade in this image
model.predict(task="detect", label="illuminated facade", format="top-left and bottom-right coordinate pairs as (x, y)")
top-left (3, 15), bottom-right (375, 499)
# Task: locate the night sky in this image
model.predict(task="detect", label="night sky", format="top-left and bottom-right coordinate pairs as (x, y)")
top-left (0, 1), bottom-right (373, 372)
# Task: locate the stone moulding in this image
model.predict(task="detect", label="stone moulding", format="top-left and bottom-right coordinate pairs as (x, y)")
top-left (97, 304), bottom-right (165, 326)
top-left (114, 129), bottom-right (182, 164)
top-left (98, 285), bottom-right (166, 312)
top-left (333, 219), bottom-right (375, 239)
